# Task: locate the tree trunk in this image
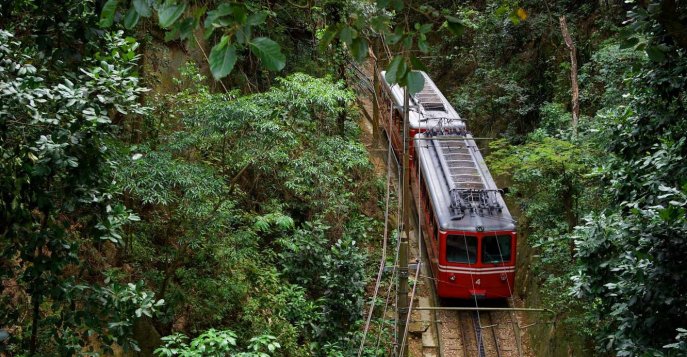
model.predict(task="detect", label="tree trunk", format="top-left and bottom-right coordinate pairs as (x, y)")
top-left (559, 16), bottom-right (579, 137)
top-left (372, 58), bottom-right (381, 147)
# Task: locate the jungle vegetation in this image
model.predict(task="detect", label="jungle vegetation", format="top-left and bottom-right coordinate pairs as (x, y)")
top-left (1, 0), bottom-right (686, 356)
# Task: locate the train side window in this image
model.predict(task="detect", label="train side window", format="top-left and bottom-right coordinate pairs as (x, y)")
top-left (482, 235), bottom-right (512, 263)
top-left (446, 235), bottom-right (477, 264)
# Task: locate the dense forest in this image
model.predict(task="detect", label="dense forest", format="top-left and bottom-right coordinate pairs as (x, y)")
top-left (1, 0), bottom-right (686, 356)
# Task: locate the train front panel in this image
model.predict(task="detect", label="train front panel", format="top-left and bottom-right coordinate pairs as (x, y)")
top-left (434, 230), bottom-right (516, 299)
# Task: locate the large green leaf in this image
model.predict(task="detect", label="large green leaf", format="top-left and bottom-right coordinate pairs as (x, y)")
top-left (249, 37), bottom-right (285, 71)
top-left (340, 26), bottom-right (355, 45)
top-left (387, 28), bottom-right (403, 45)
top-left (246, 11), bottom-right (268, 26)
top-left (158, 2), bottom-right (186, 29)
top-left (418, 38), bottom-right (429, 53)
top-left (204, 3), bottom-right (233, 28)
top-left (410, 56), bottom-right (428, 72)
top-left (445, 16), bottom-right (465, 36)
top-left (407, 71), bottom-right (425, 95)
top-left (132, 0), bottom-right (151, 17)
top-left (390, 0), bottom-right (404, 11)
top-left (385, 56), bottom-right (404, 84)
top-left (350, 38), bottom-right (368, 63)
top-left (319, 26), bottom-right (338, 51)
top-left (646, 46), bottom-right (666, 62)
top-left (619, 37), bottom-right (640, 50)
top-left (209, 37), bottom-right (237, 80)
top-left (98, 0), bottom-right (118, 28)
top-left (124, 7), bottom-right (140, 29)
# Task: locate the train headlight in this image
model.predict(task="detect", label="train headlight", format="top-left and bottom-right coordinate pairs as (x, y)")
top-left (449, 275), bottom-right (456, 282)
top-left (500, 273), bottom-right (507, 281)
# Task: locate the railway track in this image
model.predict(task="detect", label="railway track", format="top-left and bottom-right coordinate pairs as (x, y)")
top-left (438, 307), bottom-right (521, 357)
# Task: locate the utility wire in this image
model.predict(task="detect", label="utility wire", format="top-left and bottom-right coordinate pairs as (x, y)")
top-left (357, 121), bottom-right (394, 357)
top-left (398, 261), bottom-right (421, 357)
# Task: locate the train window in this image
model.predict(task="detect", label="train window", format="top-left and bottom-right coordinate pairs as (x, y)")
top-left (446, 235), bottom-right (477, 264)
top-left (482, 235), bottom-right (512, 264)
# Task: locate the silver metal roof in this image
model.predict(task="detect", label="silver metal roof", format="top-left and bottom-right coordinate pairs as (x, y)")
top-left (415, 132), bottom-right (515, 232)
top-left (381, 71), bottom-right (466, 131)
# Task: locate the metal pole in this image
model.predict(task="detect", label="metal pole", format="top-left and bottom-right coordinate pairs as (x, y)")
top-left (396, 87), bottom-right (410, 357)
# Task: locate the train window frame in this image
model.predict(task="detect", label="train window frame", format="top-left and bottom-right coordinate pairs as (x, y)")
top-left (445, 234), bottom-right (478, 264)
top-left (481, 235), bottom-right (512, 264)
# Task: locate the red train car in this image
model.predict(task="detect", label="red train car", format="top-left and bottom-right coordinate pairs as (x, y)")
top-left (414, 131), bottom-right (516, 299)
top-left (381, 71), bottom-right (517, 299)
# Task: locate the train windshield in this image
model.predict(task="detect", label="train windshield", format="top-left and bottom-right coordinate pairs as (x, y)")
top-left (446, 235), bottom-right (477, 264)
top-left (482, 235), bottom-right (512, 264)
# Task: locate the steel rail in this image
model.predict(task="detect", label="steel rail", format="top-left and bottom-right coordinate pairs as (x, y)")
top-left (473, 311), bottom-right (487, 357)
top-left (487, 312), bottom-right (502, 357)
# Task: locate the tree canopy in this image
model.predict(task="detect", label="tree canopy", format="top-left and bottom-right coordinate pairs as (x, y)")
top-left (2, 0), bottom-right (687, 356)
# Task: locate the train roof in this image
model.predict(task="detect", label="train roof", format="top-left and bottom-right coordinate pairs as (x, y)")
top-left (414, 132), bottom-right (515, 232)
top-left (381, 71), bottom-right (465, 131)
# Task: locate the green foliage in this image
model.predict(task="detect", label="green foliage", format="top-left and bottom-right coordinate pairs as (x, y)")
top-left (155, 329), bottom-right (238, 356)
top-left (489, 132), bottom-right (601, 351)
top-left (209, 37), bottom-right (237, 80)
top-left (0, 28), bottom-right (158, 353)
top-left (117, 69), bottom-right (379, 355)
top-left (571, 3), bottom-right (687, 350)
top-left (453, 67), bottom-right (534, 137)
top-left (320, 238), bottom-right (367, 335)
top-left (249, 37), bottom-right (286, 72)
top-left (98, 1), bottom-right (285, 79)
top-left (484, 1), bottom-right (687, 355)
top-left (155, 329), bottom-right (282, 357)
top-left (103, 0), bottom-right (472, 92)
top-left (578, 40), bottom-right (646, 115)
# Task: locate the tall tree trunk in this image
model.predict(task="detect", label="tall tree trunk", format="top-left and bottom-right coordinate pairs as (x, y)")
top-left (559, 16), bottom-right (579, 137)
top-left (372, 58), bottom-right (381, 147)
